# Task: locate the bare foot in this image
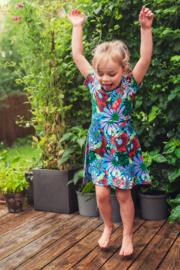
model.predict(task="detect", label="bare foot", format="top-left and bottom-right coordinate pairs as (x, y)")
top-left (119, 234), bottom-right (133, 256)
top-left (98, 225), bottom-right (115, 248)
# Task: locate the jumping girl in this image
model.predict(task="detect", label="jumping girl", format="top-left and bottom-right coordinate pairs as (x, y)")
top-left (68, 6), bottom-right (154, 256)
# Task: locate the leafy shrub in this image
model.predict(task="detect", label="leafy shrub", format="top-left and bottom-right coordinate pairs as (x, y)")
top-left (0, 1), bottom-right (24, 104)
top-left (5, 0), bottom-right (180, 169)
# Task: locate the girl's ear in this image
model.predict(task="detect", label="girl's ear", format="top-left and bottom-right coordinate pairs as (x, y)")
top-left (122, 66), bottom-right (128, 76)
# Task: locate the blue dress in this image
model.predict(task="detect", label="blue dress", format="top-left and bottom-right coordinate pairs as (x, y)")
top-left (83, 70), bottom-right (151, 189)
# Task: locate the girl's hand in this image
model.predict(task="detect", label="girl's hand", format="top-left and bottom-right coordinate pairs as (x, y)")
top-left (139, 6), bottom-right (154, 29)
top-left (68, 9), bottom-right (85, 27)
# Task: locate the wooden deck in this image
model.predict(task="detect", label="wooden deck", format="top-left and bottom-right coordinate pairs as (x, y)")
top-left (0, 202), bottom-right (180, 270)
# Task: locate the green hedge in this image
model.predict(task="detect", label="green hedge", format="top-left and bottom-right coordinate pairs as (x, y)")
top-left (5, 0), bottom-right (180, 152)
top-left (62, 0), bottom-right (180, 151)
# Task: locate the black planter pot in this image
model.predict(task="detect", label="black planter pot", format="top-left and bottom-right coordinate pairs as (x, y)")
top-left (4, 191), bottom-right (26, 213)
top-left (25, 172), bottom-right (34, 205)
top-left (33, 167), bottom-right (80, 214)
top-left (139, 191), bottom-right (168, 221)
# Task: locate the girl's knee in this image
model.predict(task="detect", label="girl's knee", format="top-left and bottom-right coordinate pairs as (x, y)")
top-left (96, 186), bottom-right (111, 204)
top-left (116, 189), bottom-right (132, 204)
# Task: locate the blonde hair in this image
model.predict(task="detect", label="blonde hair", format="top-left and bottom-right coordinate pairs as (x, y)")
top-left (92, 40), bottom-right (131, 72)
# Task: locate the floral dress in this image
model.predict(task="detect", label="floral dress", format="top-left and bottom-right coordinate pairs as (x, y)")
top-left (83, 70), bottom-right (151, 189)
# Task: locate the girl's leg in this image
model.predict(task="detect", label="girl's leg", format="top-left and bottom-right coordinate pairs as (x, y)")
top-left (96, 185), bottom-right (115, 248)
top-left (116, 188), bottom-right (135, 256)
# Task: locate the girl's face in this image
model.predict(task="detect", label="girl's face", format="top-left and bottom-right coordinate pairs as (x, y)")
top-left (96, 58), bottom-right (127, 92)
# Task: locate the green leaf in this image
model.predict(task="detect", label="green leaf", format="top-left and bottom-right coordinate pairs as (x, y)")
top-left (70, 127), bottom-right (81, 132)
top-left (67, 179), bottom-right (74, 185)
top-left (62, 147), bottom-right (76, 158)
top-left (77, 168), bottom-right (84, 178)
top-left (168, 205), bottom-right (180, 224)
top-left (58, 154), bottom-right (71, 166)
top-left (94, 4), bottom-right (102, 15)
top-left (60, 133), bottom-right (72, 143)
top-left (166, 182), bottom-right (179, 193)
top-left (166, 153), bottom-right (177, 165)
top-left (151, 154), bottom-right (167, 163)
top-left (78, 85), bottom-right (88, 91)
top-left (168, 92), bottom-right (177, 101)
top-left (171, 55), bottom-right (180, 62)
top-left (135, 100), bottom-right (142, 108)
top-left (163, 141), bottom-right (176, 154)
top-left (114, 25), bottom-right (120, 30)
top-left (168, 166), bottom-right (180, 182)
top-left (148, 106), bottom-right (160, 122)
top-left (82, 180), bottom-right (94, 194)
top-left (175, 148), bottom-right (180, 159)
top-left (148, 149), bottom-right (160, 157)
top-left (85, 193), bottom-right (96, 202)
top-left (76, 136), bottom-right (86, 149)
top-left (68, 170), bottom-right (79, 185)
top-left (168, 197), bottom-right (180, 208)
top-left (141, 186), bottom-right (151, 193)
top-left (12, 157), bottom-right (21, 164)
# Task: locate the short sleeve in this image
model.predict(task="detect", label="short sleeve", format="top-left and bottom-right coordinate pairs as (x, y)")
top-left (83, 69), bottom-right (96, 92)
top-left (125, 72), bottom-right (142, 94)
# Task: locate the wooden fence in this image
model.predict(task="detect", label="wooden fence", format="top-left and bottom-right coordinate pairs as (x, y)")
top-left (0, 93), bottom-right (34, 146)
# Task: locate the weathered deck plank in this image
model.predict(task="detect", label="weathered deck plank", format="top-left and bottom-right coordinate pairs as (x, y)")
top-left (71, 216), bottom-right (145, 270)
top-left (158, 233), bottom-right (180, 270)
top-left (15, 216), bottom-right (102, 270)
top-left (0, 206), bottom-right (32, 225)
top-left (99, 219), bottom-right (166, 270)
top-left (0, 214), bottom-right (88, 270)
top-left (0, 212), bottom-right (76, 260)
top-left (0, 209), bottom-right (43, 235)
top-left (0, 205), bottom-right (179, 270)
top-left (128, 220), bottom-right (180, 270)
top-left (0, 207), bottom-right (8, 218)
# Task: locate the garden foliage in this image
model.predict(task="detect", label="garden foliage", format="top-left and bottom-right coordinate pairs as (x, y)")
top-left (0, 2), bottom-right (24, 100)
top-left (4, 0), bottom-right (180, 153)
top-left (2, 0), bottom-right (180, 221)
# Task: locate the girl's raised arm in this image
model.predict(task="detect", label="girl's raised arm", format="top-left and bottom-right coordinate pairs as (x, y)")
top-left (132, 6), bottom-right (154, 84)
top-left (68, 9), bottom-right (92, 78)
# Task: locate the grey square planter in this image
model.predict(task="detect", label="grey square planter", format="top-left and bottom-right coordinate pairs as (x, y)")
top-left (33, 167), bottom-right (80, 214)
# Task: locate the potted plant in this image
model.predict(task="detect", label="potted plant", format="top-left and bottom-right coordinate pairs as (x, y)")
top-left (10, 1), bottom-right (88, 214)
top-left (72, 173), bottom-right (137, 221)
top-left (33, 127), bottom-right (87, 214)
top-left (76, 180), bottom-right (99, 217)
top-left (0, 150), bottom-right (29, 213)
top-left (139, 139), bottom-right (180, 221)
